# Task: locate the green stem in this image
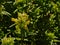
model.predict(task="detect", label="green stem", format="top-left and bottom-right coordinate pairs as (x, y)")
top-left (21, 28), bottom-right (24, 45)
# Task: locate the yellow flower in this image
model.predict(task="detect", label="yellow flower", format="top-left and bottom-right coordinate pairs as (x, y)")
top-left (24, 24), bottom-right (28, 31)
top-left (18, 12), bottom-right (29, 22)
top-left (24, 25), bottom-right (27, 29)
top-left (25, 20), bottom-right (30, 25)
top-left (11, 18), bottom-right (18, 22)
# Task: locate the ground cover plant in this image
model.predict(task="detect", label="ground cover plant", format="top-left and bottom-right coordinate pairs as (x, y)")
top-left (0, 0), bottom-right (60, 45)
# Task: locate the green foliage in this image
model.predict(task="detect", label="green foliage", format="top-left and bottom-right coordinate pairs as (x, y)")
top-left (1, 36), bottom-right (14, 45)
top-left (0, 0), bottom-right (60, 45)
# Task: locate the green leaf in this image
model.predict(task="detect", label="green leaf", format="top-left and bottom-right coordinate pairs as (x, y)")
top-left (1, 11), bottom-right (11, 16)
